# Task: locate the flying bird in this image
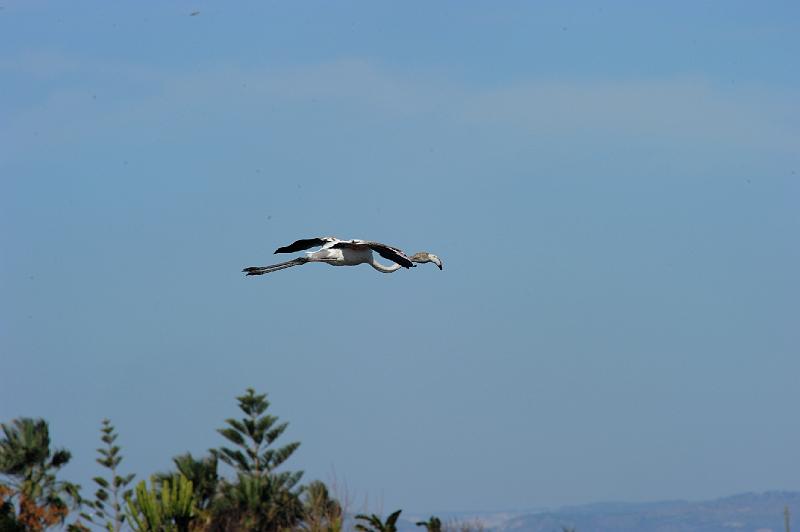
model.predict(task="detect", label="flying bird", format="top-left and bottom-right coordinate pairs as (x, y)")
top-left (243, 236), bottom-right (443, 276)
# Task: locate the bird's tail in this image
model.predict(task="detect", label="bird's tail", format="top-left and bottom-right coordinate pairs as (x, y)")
top-left (242, 257), bottom-right (309, 276)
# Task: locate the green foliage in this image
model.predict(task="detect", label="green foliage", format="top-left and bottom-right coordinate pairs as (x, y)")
top-left (125, 475), bottom-right (196, 532)
top-left (355, 509), bottom-right (403, 532)
top-left (416, 516), bottom-right (442, 531)
top-left (0, 494), bottom-right (25, 532)
top-left (301, 480), bottom-right (343, 532)
top-left (1, 390), bottom-right (355, 532)
top-left (81, 419), bottom-right (135, 531)
top-left (212, 388), bottom-right (301, 477)
top-left (0, 418), bottom-right (77, 497)
top-left (160, 453), bottom-right (218, 511)
top-left (0, 418), bottom-right (81, 529)
top-left (207, 387), bottom-right (304, 531)
top-left (210, 472), bottom-right (303, 531)
top-left (155, 452), bottom-right (220, 531)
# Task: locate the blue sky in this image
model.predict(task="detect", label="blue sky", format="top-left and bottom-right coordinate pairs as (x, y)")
top-left (1, 0), bottom-right (799, 516)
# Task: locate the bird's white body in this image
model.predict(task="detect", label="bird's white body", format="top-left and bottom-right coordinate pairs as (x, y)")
top-left (309, 246), bottom-right (370, 265)
top-left (307, 246), bottom-right (403, 272)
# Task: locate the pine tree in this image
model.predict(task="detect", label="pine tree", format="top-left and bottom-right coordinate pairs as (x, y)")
top-left (210, 387), bottom-right (304, 531)
top-left (213, 388), bottom-right (301, 478)
top-left (81, 419), bottom-right (135, 531)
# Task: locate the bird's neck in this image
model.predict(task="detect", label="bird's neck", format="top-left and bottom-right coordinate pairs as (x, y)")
top-left (369, 259), bottom-right (403, 273)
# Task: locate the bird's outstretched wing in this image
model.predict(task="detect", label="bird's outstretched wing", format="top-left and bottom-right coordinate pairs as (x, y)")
top-left (332, 239), bottom-right (415, 268)
top-left (274, 237), bottom-right (338, 254)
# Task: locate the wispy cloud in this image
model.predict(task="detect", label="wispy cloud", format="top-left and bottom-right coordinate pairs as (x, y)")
top-left (2, 52), bottom-right (798, 165)
top-left (461, 78), bottom-right (799, 151)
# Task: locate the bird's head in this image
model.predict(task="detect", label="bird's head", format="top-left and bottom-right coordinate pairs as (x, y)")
top-left (410, 252), bottom-right (443, 270)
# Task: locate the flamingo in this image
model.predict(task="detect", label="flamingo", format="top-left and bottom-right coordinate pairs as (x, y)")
top-left (243, 236), bottom-right (443, 275)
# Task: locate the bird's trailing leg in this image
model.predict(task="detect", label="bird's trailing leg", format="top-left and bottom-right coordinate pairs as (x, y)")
top-left (242, 257), bottom-right (309, 276)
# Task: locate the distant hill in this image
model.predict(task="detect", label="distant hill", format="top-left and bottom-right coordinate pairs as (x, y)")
top-left (400, 491), bottom-right (800, 532)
